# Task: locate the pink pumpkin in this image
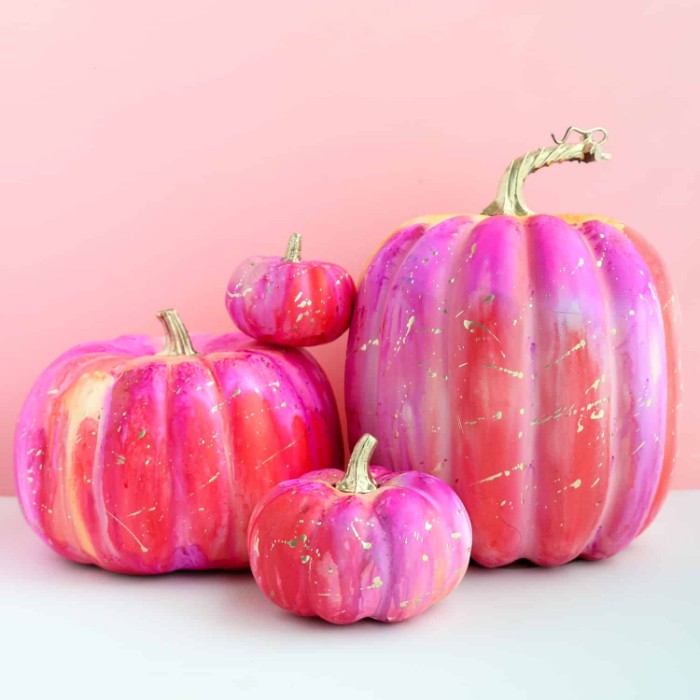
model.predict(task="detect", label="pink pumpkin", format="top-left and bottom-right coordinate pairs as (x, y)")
top-left (248, 434), bottom-right (471, 624)
top-left (14, 309), bottom-right (343, 574)
top-left (226, 233), bottom-right (356, 346)
top-left (346, 127), bottom-right (680, 567)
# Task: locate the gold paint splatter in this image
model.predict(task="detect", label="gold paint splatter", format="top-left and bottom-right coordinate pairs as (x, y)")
top-left (475, 463), bottom-right (525, 484)
top-left (485, 364), bottom-right (524, 379)
top-left (545, 339), bottom-right (586, 368)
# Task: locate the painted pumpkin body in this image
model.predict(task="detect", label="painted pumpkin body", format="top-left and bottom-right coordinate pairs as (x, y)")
top-left (14, 311), bottom-right (343, 574)
top-left (226, 233), bottom-right (356, 346)
top-left (248, 435), bottom-right (471, 624)
top-left (345, 130), bottom-right (680, 567)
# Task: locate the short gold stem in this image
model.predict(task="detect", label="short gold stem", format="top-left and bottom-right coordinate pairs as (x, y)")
top-left (482, 127), bottom-right (611, 217)
top-left (157, 309), bottom-right (197, 356)
top-left (283, 233), bottom-right (302, 262)
top-left (336, 434), bottom-right (379, 494)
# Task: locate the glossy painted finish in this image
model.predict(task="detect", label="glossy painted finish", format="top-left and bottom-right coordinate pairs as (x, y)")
top-left (226, 238), bottom-right (356, 347)
top-left (248, 462), bottom-right (471, 624)
top-left (346, 213), bottom-right (680, 567)
top-left (15, 328), bottom-right (343, 574)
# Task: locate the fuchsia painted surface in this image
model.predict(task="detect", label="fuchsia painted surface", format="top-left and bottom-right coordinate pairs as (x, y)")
top-left (1, 2), bottom-right (698, 495)
top-left (346, 214), bottom-right (679, 566)
top-left (226, 236), bottom-right (356, 346)
top-left (248, 460), bottom-right (471, 624)
top-left (14, 321), bottom-right (342, 573)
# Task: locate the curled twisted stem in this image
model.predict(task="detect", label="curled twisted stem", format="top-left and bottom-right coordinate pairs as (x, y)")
top-left (482, 127), bottom-right (612, 217)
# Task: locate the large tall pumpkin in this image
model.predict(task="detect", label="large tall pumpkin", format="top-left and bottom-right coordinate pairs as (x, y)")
top-left (15, 309), bottom-right (342, 574)
top-left (346, 127), bottom-right (680, 567)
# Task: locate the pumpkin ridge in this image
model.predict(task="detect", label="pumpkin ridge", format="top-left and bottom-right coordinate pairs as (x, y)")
top-left (192, 354), bottom-right (237, 564)
top-left (454, 215), bottom-right (530, 566)
top-left (578, 220), bottom-right (668, 559)
top-left (565, 218), bottom-right (620, 561)
top-left (44, 355), bottom-right (121, 563)
top-left (626, 226), bottom-right (679, 532)
top-left (513, 215), bottom-right (536, 563)
top-left (346, 221), bottom-right (428, 453)
top-left (524, 216), bottom-right (613, 565)
top-left (65, 371), bottom-right (113, 563)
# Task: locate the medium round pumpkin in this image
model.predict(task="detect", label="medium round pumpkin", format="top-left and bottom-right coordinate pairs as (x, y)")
top-left (226, 233), bottom-right (356, 346)
top-left (345, 127), bottom-right (680, 567)
top-left (248, 434), bottom-right (471, 624)
top-left (14, 309), bottom-right (343, 574)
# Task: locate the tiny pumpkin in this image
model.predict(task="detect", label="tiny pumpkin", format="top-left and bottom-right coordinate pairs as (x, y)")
top-left (248, 434), bottom-right (471, 624)
top-left (226, 233), bottom-right (356, 346)
top-left (14, 309), bottom-right (343, 574)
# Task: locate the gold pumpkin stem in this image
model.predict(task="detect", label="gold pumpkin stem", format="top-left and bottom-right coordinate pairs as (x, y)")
top-left (282, 233), bottom-right (302, 262)
top-left (481, 126), bottom-right (612, 217)
top-left (157, 309), bottom-right (198, 356)
top-left (336, 434), bottom-right (379, 494)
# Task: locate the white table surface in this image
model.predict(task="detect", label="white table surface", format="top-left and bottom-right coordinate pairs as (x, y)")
top-left (1, 492), bottom-right (698, 700)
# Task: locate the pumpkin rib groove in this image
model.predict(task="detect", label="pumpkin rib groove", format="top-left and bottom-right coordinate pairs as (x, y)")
top-left (519, 216), bottom-right (537, 563)
top-left (444, 219), bottom-right (472, 495)
top-left (568, 219), bottom-right (617, 561)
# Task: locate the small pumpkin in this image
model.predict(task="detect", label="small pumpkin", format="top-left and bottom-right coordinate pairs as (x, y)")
top-left (248, 434), bottom-right (471, 624)
top-left (14, 309), bottom-right (343, 574)
top-left (226, 233), bottom-right (356, 346)
top-left (346, 127), bottom-right (680, 567)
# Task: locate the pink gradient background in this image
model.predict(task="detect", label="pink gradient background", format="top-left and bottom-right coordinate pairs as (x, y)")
top-left (1, 1), bottom-right (698, 495)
